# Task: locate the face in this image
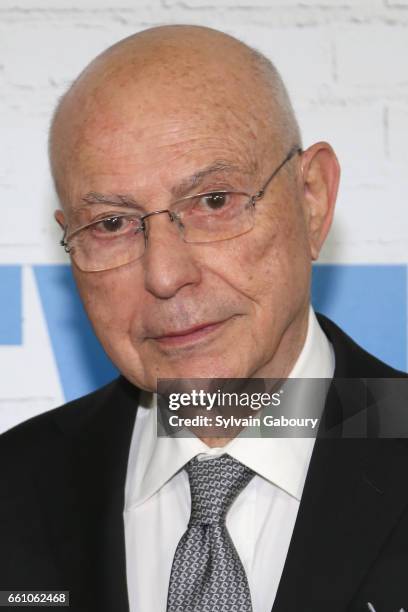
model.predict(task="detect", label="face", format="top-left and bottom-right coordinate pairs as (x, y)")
top-left (56, 79), bottom-right (319, 392)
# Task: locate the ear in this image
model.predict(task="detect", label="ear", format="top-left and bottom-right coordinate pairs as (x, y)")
top-left (54, 209), bottom-right (66, 229)
top-left (299, 142), bottom-right (340, 260)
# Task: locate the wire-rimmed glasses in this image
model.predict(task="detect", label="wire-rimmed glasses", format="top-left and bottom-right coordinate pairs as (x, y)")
top-left (60, 145), bottom-right (302, 272)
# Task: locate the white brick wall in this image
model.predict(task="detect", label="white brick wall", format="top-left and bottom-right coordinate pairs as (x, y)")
top-left (2, 0), bottom-right (407, 264)
top-left (335, 25), bottom-right (408, 88)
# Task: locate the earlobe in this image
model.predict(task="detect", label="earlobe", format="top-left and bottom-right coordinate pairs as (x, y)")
top-left (300, 142), bottom-right (340, 261)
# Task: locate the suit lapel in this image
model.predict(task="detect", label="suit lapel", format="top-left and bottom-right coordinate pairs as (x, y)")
top-left (273, 315), bottom-right (408, 611)
top-left (35, 378), bottom-right (139, 612)
top-left (273, 435), bottom-right (408, 610)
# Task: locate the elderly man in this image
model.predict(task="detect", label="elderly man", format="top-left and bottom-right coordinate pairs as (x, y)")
top-left (1, 24), bottom-right (408, 612)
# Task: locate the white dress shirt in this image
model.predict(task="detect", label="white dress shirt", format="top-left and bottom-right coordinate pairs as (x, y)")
top-left (124, 307), bottom-right (335, 612)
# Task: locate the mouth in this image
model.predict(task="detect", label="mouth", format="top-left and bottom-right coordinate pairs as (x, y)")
top-left (151, 320), bottom-right (229, 348)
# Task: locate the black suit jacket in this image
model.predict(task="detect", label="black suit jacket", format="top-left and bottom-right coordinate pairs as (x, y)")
top-left (1, 314), bottom-right (408, 612)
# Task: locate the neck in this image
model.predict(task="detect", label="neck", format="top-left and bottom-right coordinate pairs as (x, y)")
top-left (199, 306), bottom-right (310, 448)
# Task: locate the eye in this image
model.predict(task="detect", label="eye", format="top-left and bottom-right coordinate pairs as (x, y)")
top-left (91, 215), bottom-right (142, 237)
top-left (201, 192), bottom-right (230, 210)
top-left (100, 217), bottom-right (126, 232)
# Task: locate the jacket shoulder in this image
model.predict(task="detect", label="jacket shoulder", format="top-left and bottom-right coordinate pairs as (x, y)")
top-left (317, 313), bottom-right (408, 378)
top-left (0, 376), bottom-right (139, 507)
top-left (0, 376), bottom-right (138, 451)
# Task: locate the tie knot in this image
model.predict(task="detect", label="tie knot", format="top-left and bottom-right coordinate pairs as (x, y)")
top-left (186, 454), bottom-right (255, 526)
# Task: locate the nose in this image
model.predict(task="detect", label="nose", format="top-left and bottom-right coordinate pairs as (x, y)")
top-left (142, 210), bottom-right (202, 299)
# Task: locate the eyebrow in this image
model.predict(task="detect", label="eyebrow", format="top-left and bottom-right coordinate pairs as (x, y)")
top-left (81, 192), bottom-right (142, 209)
top-left (170, 160), bottom-right (245, 199)
top-left (80, 160), bottom-right (248, 210)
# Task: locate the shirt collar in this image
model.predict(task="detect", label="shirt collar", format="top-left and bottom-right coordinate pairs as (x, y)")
top-left (125, 306), bottom-right (335, 509)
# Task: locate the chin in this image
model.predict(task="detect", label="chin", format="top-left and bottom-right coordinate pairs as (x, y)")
top-left (156, 360), bottom-right (245, 384)
top-left (118, 346), bottom-right (250, 390)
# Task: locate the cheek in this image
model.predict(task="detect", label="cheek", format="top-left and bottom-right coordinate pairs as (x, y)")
top-left (73, 268), bottom-right (141, 340)
top-left (214, 199), bottom-right (311, 310)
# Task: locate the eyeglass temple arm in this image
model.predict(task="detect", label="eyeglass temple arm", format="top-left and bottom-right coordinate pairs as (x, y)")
top-left (254, 145), bottom-right (302, 201)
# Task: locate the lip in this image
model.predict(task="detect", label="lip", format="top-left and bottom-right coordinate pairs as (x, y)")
top-left (152, 320), bottom-right (228, 347)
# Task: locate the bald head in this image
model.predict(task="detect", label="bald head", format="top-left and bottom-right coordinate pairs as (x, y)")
top-left (49, 25), bottom-right (301, 203)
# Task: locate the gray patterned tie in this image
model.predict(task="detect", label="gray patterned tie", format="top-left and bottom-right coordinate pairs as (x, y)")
top-left (166, 454), bottom-right (255, 612)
